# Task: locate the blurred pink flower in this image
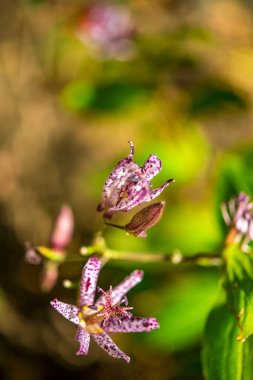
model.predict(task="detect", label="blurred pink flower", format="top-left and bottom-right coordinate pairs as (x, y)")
top-left (221, 192), bottom-right (253, 249)
top-left (25, 205), bottom-right (74, 291)
top-left (51, 256), bottom-right (159, 362)
top-left (76, 4), bottom-right (136, 60)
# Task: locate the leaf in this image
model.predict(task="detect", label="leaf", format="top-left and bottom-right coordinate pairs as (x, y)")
top-left (223, 244), bottom-right (253, 341)
top-left (60, 81), bottom-right (95, 112)
top-left (142, 270), bottom-right (220, 352)
top-left (90, 83), bottom-right (152, 112)
top-left (188, 81), bottom-right (248, 117)
top-left (203, 304), bottom-right (253, 380)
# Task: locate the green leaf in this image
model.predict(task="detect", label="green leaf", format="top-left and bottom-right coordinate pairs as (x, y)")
top-left (203, 304), bottom-right (253, 380)
top-left (90, 83), bottom-right (152, 112)
top-left (142, 270), bottom-right (220, 351)
top-left (60, 81), bottom-right (95, 112)
top-left (223, 244), bottom-right (253, 342)
top-left (188, 82), bottom-right (248, 117)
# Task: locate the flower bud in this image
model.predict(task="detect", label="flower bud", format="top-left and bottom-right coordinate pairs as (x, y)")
top-left (51, 205), bottom-right (74, 252)
top-left (125, 201), bottom-right (165, 238)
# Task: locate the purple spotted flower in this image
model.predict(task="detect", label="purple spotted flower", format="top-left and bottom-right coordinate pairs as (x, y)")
top-left (221, 192), bottom-right (253, 249)
top-left (50, 256), bottom-right (159, 363)
top-left (97, 141), bottom-right (174, 218)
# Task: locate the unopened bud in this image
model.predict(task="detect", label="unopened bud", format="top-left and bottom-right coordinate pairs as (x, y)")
top-left (51, 205), bottom-right (74, 252)
top-left (125, 202), bottom-right (165, 238)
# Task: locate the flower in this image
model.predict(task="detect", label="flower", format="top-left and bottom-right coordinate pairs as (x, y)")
top-left (25, 205), bottom-right (74, 291)
top-left (221, 192), bottom-right (253, 248)
top-left (76, 5), bottom-right (136, 60)
top-left (50, 256), bottom-right (159, 363)
top-left (97, 141), bottom-right (174, 219)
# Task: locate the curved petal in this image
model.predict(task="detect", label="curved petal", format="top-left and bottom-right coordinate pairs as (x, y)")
top-left (104, 317), bottom-right (159, 333)
top-left (75, 327), bottom-right (90, 355)
top-left (96, 270), bottom-right (143, 305)
top-left (92, 332), bottom-right (130, 363)
top-left (114, 182), bottom-right (149, 211)
top-left (143, 179), bottom-right (174, 203)
top-left (80, 257), bottom-right (101, 306)
top-left (141, 154), bottom-right (161, 181)
top-left (50, 299), bottom-right (79, 325)
top-left (99, 141), bottom-right (135, 211)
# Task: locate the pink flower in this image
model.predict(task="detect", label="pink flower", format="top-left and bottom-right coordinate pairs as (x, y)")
top-left (221, 192), bottom-right (253, 248)
top-left (50, 257), bottom-right (159, 363)
top-left (76, 5), bottom-right (135, 60)
top-left (97, 141), bottom-right (174, 218)
top-left (25, 205), bottom-right (74, 291)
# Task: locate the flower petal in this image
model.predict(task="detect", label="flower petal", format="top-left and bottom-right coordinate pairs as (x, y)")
top-left (97, 141), bottom-right (135, 212)
top-left (80, 257), bottom-right (101, 306)
top-left (92, 332), bottom-right (130, 363)
top-left (96, 270), bottom-right (143, 305)
top-left (75, 327), bottom-right (91, 355)
top-left (104, 317), bottom-right (159, 332)
top-left (143, 178), bottom-right (174, 203)
top-left (113, 182), bottom-right (148, 212)
top-left (50, 299), bottom-right (79, 325)
top-left (141, 154), bottom-right (162, 181)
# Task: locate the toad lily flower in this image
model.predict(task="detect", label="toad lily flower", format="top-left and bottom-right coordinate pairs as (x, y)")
top-left (25, 205), bottom-right (74, 291)
top-left (50, 256), bottom-right (159, 363)
top-left (97, 141), bottom-right (174, 218)
top-left (221, 192), bottom-right (253, 250)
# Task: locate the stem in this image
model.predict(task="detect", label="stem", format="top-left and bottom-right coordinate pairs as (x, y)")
top-left (62, 246), bottom-right (222, 267)
top-left (105, 222), bottom-right (125, 230)
top-left (105, 249), bottom-right (166, 262)
top-left (104, 249), bottom-right (222, 266)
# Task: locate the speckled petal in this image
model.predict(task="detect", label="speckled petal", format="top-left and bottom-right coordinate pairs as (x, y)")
top-left (75, 327), bottom-right (91, 355)
top-left (96, 270), bottom-right (144, 305)
top-left (80, 257), bottom-right (101, 306)
top-left (143, 179), bottom-right (174, 203)
top-left (92, 332), bottom-right (130, 363)
top-left (141, 154), bottom-right (162, 181)
top-left (50, 299), bottom-right (79, 325)
top-left (104, 317), bottom-right (159, 332)
top-left (107, 182), bottom-right (149, 215)
top-left (98, 141), bottom-right (135, 210)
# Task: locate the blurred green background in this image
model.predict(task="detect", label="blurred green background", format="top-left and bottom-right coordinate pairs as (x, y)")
top-left (1, 0), bottom-right (253, 379)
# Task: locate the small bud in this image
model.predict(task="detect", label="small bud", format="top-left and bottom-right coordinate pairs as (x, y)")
top-left (125, 201), bottom-right (165, 238)
top-left (25, 246), bottom-right (42, 265)
top-left (50, 205), bottom-right (74, 252)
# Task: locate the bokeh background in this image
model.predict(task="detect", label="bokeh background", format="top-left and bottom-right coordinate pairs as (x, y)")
top-left (1, 0), bottom-right (253, 379)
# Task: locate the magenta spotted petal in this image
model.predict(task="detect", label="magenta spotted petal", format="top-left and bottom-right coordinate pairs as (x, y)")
top-left (92, 332), bottom-right (130, 363)
top-left (80, 256), bottom-right (101, 305)
top-left (105, 317), bottom-right (159, 333)
top-left (75, 327), bottom-right (90, 355)
top-left (50, 256), bottom-right (159, 363)
top-left (96, 269), bottom-right (143, 306)
top-left (97, 141), bottom-right (174, 218)
top-left (50, 299), bottom-right (80, 325)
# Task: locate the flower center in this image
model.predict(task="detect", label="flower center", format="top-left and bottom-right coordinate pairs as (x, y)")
top-left (78, 305), bottom-right (104, 334)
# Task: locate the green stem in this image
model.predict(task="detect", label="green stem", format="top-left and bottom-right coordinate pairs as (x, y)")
top-left (63, 247), bottom-right (222, 266)
top-left (105, 222), bottom-right (125, 230)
